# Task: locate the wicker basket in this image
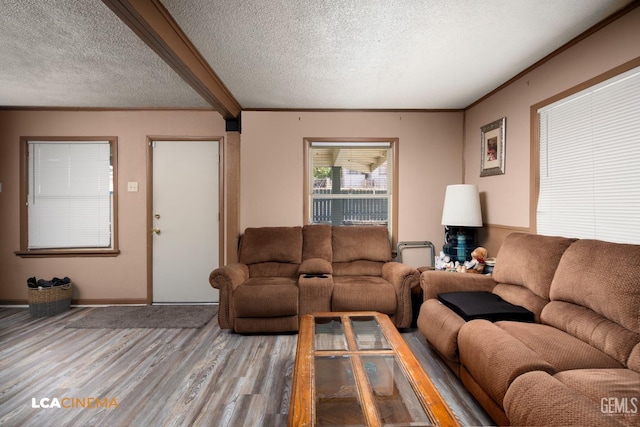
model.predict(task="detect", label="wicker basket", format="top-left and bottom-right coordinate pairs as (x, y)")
top-left (28, 283), bottom-right (73, 318)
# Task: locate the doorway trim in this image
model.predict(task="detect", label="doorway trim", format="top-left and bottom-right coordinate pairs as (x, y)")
top-left (146, 136), bottom-right (225, 304)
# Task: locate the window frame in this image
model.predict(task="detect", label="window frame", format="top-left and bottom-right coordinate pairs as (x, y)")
top-left (16, 136), bottom-right (120, 258)
top-left (303, 137), bottom-right (399, 249)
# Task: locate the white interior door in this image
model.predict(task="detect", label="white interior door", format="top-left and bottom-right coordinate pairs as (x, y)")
top-left (152, 140), bottom-right (219, 303)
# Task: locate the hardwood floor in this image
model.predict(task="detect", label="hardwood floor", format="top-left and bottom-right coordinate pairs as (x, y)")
top-left (0, 307), bottom-right (494, 427)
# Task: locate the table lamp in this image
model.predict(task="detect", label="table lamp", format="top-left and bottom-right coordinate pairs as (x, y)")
top-left (441, 184), bottom-right (483, 262)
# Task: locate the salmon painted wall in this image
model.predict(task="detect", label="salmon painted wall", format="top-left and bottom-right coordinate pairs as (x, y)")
top-left (0, 110), bottom-right (225, 303)
top-left (3, 9), bottom-right (637, 303)
top-left (464, 8), bottom-right (640, 232)
top-left (240, 111), bottom-right (464, 253)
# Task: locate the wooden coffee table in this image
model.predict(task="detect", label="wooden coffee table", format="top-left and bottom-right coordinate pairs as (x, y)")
top-left (288, 311), bottom-right (460, 426)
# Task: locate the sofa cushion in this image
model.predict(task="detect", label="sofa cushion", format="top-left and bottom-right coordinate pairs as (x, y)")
top-left (459, 319), bottom-right (623, 406)
top-left (239, 226), bottom-right (303, 265)
top-left (332, 260), bottom-right (384, 276)
top-left (332, 226), bottom-right (392, 263)
top-left (549, 239), bottom-right (640, 335)
top-left (458, 319), bottom-right (556, 404)
top-left (302, 224), bottom-right (332, 262)
top-left (492, 233), bottom-right (575, 301)
top-left (542, 301), bottom-right (640, 368)
top-left (332, 276), bottom-right (396, 314)
top-left (233, 277), bottom-right (298, 317)
top-left (438, 291), bottom-right (534, 322)
top-left (496, 321), bottom-right (624, 372)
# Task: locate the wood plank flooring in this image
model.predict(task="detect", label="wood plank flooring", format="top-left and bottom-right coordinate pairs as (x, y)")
top-left (0, 307), bottom-right (494, 427)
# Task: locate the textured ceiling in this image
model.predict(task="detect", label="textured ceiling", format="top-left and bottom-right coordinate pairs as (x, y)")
top-left (0, 0), bottom-right (209, 109)
top-left (0, 0), bottom-right (634, 111)
top-left (162, 0), bottom-right (632, 109)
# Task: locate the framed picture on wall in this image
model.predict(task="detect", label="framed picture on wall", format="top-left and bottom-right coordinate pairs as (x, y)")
top-left (480, 117), bottom-right (506, 177)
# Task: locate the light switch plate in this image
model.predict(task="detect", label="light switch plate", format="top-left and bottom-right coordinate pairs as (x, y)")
top-left (127, 182), bottom-right (139, 192)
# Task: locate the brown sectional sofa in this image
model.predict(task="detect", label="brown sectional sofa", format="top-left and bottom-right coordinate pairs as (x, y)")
top-left (418, 232), bottom-right (640, 426)
top-left (209, 224), bottom-right (419, 333)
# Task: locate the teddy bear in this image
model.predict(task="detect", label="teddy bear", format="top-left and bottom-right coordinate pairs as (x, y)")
top-left (457, 246), bottom-right (488, 273)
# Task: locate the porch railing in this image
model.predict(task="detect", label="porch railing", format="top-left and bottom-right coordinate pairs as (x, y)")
top-left (311, 190), bottom-right (388, 225)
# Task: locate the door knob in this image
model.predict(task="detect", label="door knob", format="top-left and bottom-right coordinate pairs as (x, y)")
top-left (154, 214), bottom-right (161, 219)
top-left (152, 227), bottom-right (161, 235)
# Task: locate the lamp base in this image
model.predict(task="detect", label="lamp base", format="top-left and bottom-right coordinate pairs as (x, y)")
top-left (443, 226), bottom-right (478, 263)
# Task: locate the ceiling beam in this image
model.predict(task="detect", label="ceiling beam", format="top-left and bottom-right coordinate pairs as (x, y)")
top-left (102, 0), bottom-right (242, 119)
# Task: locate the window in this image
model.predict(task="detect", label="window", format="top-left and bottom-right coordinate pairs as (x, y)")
top-left (18, 137), bottom-right (119, 256)
top-left (304, 138), bottom-right (398, 247)
top-left (536, 64), bottom-right (640, 244)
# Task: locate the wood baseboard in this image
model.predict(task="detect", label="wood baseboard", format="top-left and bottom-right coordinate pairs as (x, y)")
top-left (1, 298), bottom-right (149, 306)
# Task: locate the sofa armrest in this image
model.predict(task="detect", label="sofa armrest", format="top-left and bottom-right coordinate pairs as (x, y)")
top-left (382, 261), bottom-right (420, 292)
top-left (298, 258), bottom-right (332, 275)
top-left (382, 262), bottom-right (420, 328)
top-left (382, 261), bottom-right (419, 289)
top-left (209, 263), bottom-right (249, 290)
top-left (209, 263), bottom-right (249, 329)
top-left (420, 270), bottom-right (497, 301)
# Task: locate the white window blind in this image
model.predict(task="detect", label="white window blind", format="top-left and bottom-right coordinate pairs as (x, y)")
top-left (537, 66), bottom-right (640, 244)
top-left (308, 141), bottom-right (393, 232)
top-left (28, 141), bottom-right (112, 249)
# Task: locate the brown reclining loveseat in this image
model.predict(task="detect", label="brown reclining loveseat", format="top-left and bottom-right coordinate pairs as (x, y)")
top-left (209, 224), bottom-right (419, 333)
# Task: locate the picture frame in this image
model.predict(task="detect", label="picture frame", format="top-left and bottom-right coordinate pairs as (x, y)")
top-left (480, 117), bottom-right (506, 177)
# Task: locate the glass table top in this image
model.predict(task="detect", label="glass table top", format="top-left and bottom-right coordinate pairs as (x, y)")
top-left (314, 354), bottom-right (434, 426)
top-left (312, 314), bottom-right (434, 426)
top-left (351, 316), bottom-right (391, 351)
top-left (314, 316), bottom-right (348, 351)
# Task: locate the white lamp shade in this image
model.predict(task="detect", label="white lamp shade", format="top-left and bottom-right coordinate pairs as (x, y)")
top-left (441, 184), bottom-right (483, 227)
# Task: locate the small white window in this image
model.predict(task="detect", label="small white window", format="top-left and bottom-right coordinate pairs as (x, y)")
top-left (18, 137), bottom-right (118, 256)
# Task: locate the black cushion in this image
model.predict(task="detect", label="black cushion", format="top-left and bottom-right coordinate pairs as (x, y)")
top-left (437, 291), bottom-right (534, 323)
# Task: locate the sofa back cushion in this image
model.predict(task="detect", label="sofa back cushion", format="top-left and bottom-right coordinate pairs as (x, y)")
top-left (332, 226), bottom-right (391, 276)
top-left (238, 227), bottom-right (302, 277)
top-left (543, 239), bottom-right (640, 366)
top-left (302, 224), bottom-right (332, 262)
top-left (542, 301), bottom-right (638, 367)
top-left (550, 239), bottom-right (640, 334)
top-left (332, 226), bottom-right (392, 263)
top-left (492, 233), bottom-right (575, 308)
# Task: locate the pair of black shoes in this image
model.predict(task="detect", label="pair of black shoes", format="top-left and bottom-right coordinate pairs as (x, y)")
top-left (27, 276), bottom-right (71, 289)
